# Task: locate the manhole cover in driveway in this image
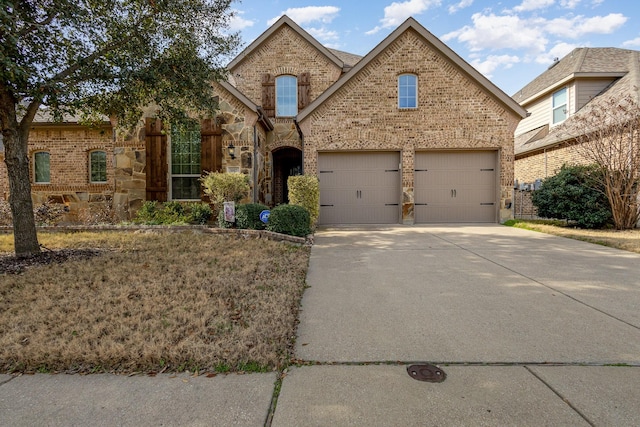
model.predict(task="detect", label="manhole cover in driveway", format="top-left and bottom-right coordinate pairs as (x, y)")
top-left (407, 364), bottom-right (446, 382)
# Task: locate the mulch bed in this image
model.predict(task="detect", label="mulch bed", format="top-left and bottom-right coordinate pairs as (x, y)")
top-left (0, 248), bottom-right (104, 275)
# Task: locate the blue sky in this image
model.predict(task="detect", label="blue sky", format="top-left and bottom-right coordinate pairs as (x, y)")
top-left (227, 0), bottom-right (639, 95)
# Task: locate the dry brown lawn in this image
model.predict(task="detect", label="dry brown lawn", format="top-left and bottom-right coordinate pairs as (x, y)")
top-left (509, 220), bottom-right (640, 254)
top-left (0, 230), bottom-right (310, 374)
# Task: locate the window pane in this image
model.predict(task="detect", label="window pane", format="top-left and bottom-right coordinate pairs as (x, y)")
top-left (171, 177), bottom-right (200, 200)
top-left (90, 151), bottom-right (107, 182)
top-left (34, 152), bottom-right (50, 183)
top-left (171, 121), bottom-right (201, 200)
top-left (552, 88), bottom-right (567, 123)
top-left (276, 75), bottom-right (298, 117)
top-left (398, 74), bottom-right (417, 109)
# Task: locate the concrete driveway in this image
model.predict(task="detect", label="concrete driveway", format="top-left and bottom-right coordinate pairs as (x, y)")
top-left (273, 225), bottom-right (640, 426)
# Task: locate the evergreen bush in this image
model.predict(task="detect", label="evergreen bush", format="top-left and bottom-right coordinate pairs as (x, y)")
top-left (266, 204), bottom-right (311, 237)
top-left (236, 203), bottom-right (269, 230)
top-left (531, 164), bottom-right (612, 229)
top-left (288, 175), bottom-right (320, 227)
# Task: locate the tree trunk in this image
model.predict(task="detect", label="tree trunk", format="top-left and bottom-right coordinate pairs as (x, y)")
top-left (3, 127), bottom-right (40, 257)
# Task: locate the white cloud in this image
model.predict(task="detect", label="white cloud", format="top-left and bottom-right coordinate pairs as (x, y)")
top-left (470, 54), bottom-right (521, 78)
top-left (367, 0), bottom-right (441, 34)
top-left (228, 11), bottom-right (255, 32)
top-left (448, 0), bottom-right (473, 14)
top-left (543, 13), bottom-right (627, 38)
top-left (535, 42), bottom-right (578, 64)
top-left (267, 6), bottom-right (340, 26)
top-left (442, 13), bottom-right (548, 53)
top-left (307, 27), bottom-right (339, 42)
top-left (513, 0), bottom-right (555, 12)
top-left (559, 0), bottom-right (581, 8)
top-left (622, 37), bottom-right (640, 47)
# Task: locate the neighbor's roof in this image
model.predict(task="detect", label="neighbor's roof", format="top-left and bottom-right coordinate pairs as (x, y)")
top-left (227, 15), bottom-right (347, 72)
top-left (513, 48), bottom-right (635, 104)
top-left (297, 17), bottom-right (527, 122)
top-left (515, 48), bottom-right (640, 157)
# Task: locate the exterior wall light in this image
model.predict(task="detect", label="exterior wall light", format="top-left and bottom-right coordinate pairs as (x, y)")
top-left (227, 142), bottom-right (236, 159)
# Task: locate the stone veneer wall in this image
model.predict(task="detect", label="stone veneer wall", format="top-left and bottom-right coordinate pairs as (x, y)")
top-left (299, 29), bottom-right (521, 223)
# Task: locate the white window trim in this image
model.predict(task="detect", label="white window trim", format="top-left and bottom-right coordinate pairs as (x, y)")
top-left (276, 75), bottom-right (298, 117)
top-left (552, 87), bottom-right (568, 125)
top-left (398, 73), bottom-right (418, 110)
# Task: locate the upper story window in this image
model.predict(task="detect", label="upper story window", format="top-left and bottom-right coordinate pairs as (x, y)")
top-left (90, 150), bottom-right (107, 183)
top-left (276, 75), bottom-right (298, 117)
top-left (398, 74), bottom-right (418, 109)
top-left (34, 151), bottom-right (50, 183)
top-left (552, 87), bottom-right (567, 124)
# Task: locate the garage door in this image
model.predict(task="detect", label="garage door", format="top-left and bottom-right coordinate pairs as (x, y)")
top-left (415, 151), bottom-right (497, 223)
top-left (318, 152), bottom-right (400, 224)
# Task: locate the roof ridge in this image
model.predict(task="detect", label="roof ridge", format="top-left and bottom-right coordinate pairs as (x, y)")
top-left (574, 48), bottom-right (588, 73)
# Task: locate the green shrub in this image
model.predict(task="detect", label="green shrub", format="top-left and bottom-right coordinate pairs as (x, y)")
top-left (236, 203), bottom-right (269, 230)
top-left (266, 204), bottom-right (311, 237)
top-left (217, 209), bottom-right (234, 228)
top-left (187, 202), bottom-right (212, 225)
top-left (288, 175), bottom-right (319, 227)
top-left (135, 201), bottom-right (212, 225)
top-left (531, 164), bottom-right (612, 229)
top-left (201, 172), bottom-right (250, 212)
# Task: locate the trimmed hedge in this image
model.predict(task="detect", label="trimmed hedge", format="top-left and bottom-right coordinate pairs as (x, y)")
top-left (135, 201), bottom-right (212, 225)
top-left (236, 203), bottom-right (269, 230)
top-left (266, 204), bottom-right (311, 237)
top-left (288, 175), bottom-right (319, 227)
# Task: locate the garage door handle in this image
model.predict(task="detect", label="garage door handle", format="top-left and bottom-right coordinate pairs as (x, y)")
top-left (321, 204), bottom-right (334, 207)
top-left (451, 189), bottom-right (457, 198)
top-left (385, 203), bottom-right (399, 206)
top-left (480, 203), bottom-right (495, 206)
top-left (415, 203), bottom-right (428, 206)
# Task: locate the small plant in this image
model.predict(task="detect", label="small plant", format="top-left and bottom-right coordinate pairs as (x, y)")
top-left (134, 201), bottom-right (212, 225)
top-left (235, 203), bottom-right (269, 230)
top-left (266, 204), bottom-right (311, 237)
top-left (288, 175), bottom-right (319, 227)
top-left (201, 172), bottom-right (250, 214)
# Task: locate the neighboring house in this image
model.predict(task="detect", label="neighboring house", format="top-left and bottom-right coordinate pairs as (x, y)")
top-left (0, 16), bottom-right (526, 224)
top-left (513, 47), bottom-right (640, 216)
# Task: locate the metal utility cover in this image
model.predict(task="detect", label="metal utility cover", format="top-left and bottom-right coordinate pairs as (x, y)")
top-left (407, 364), bottom-right (447, 382)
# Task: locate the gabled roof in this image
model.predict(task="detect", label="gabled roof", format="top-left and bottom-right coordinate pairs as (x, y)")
top-left (297, 17), bottom-right (527, 122)
top-left (227, 15), bottom-right (346, 72)
top-left (515, 49), bottom-right (640, 157)
top-left (513, 48), bottom-right (635, 104)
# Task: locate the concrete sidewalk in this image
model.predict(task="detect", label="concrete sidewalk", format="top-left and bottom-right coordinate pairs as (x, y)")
top-left (1, 225), bottom-right (639, 426)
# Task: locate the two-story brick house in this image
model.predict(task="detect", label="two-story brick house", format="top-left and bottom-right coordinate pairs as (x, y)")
top-left (0, 16), bottom-right (526, 224)
top-left (512, 47), bottom-right (640, 217)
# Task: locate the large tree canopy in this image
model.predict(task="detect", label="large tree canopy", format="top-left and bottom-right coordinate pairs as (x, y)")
top-left (1, 0), bottom-right (240, 256)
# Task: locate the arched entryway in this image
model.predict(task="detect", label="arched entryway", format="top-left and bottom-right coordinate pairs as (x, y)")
top-left (272, 147), bottom-right (302, 205)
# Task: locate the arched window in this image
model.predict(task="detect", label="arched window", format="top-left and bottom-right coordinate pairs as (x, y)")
top-left (89, 150), bottom-right (107, 183)
top-left (276, 75), bottom-right (298, 117)
top-left (34, 151), bottom-right (50, 183)
top-left (398, 74), bottom-right (418, 109)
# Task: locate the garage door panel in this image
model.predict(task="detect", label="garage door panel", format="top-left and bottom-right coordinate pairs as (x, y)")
top-left (415, 151), bottom-right (497, 223)
top-left (318, 152), bottom-right (400, 225)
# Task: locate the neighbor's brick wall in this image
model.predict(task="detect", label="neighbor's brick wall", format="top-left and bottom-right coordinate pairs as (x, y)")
top-left (299, 29), bottom-right (521, 223)
top-left (515, 142), bottom-right (588, 184)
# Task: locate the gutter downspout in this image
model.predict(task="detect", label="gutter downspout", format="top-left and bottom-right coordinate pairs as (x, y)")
top-left (294, 119), bottom-right (304, 174)
top-left (253, 124), bottom-right (258, 203)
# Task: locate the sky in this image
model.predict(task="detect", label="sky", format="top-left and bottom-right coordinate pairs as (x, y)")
top-left (226, 0), bottom-right (639, 96)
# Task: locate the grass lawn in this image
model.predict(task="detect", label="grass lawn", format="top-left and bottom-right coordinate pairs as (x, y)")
top-left (506, 220), bottom-right (640, 254)
top-left (0, 230), bottom-right (310, 374)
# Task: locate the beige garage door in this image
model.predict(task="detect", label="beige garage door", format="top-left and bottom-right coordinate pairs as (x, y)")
top-left (415, 151), bottom-right (497, 223)
top-left (318, 152), bottom-right (400, 224)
